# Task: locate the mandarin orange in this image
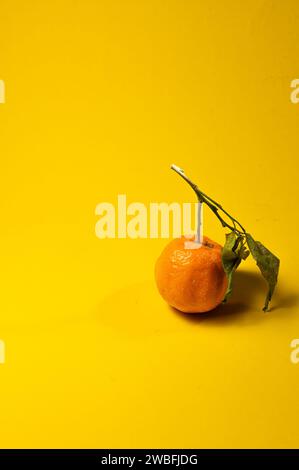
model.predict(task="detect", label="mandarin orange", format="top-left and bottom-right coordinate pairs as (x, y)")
top-left (155, 235), bottom-right (228, 313)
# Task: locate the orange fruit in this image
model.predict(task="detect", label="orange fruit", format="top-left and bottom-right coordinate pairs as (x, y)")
top-left (155, 235), bottom-right (228, 313)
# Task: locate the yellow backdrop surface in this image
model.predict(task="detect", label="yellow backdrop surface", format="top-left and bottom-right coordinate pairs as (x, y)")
top-left (0, 0), bottom-right (298, 448)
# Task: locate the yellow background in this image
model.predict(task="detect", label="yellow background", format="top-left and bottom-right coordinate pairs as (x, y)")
top-left (0, 0), bottom-right (298, 448)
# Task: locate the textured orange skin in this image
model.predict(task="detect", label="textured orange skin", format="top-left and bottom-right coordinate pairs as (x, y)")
top-left (155, 235), bottom-right (228, 313)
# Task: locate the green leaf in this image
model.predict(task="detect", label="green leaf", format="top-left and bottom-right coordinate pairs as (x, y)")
top-left (221, 232), bottom-right (248, 302)
top-left (245, 233), bottom-right (280, 312)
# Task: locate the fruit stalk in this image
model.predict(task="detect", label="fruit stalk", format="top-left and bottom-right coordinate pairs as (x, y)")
top-left (171, 164), bottom-right (203, 246)
top-left (170, 164), bottom-right (280, 312)
top-left (170, 164), bottom-right (246, 236)
top-left (196, 201), bottom-right (203, 245)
